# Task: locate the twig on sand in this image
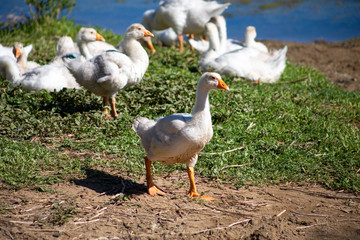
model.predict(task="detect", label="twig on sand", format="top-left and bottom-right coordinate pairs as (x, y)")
top-left (73, 219), bottom-right (100, 225)
top-left (200, 146), bottom-right (244, 155)
top-left (276, 209), bottom-right (287, 217)
top-left (9, 220), bottom-right (33, 224)
top-left (28, 229), bottom-right (60, 232)
top-left (221, 163), bottom-right (251, 171)
top-left (290, 211), bottom-right (328, 217)
top-left (192, 218), bottom-right (251, 234)
top-left (0, 226), bottom-right (14, 240)
top-left (296, 223), bottom-right (326, 230)
top-left (276, 77), bottom-right (308, 84)
top-left (280, 187), bottom-right (360, 200)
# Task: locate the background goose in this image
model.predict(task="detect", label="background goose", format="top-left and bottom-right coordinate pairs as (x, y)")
top-left (189, 15), bottom-right (244, 54)
top-left (12, 42), bottom-right (40, 73)
top-left (142, 0), bottom-right (230, 52)
top-left (199, 22), bottom-right (287, 83)
top-left (52, 29), bottom-right (106, 66)
top-left (76, 27), bottom-right (106, 60)
top-left (56, 36), bottom-right (79, 56)
top-left (133, 72), bottom-right (229, 200)
top-left (0, 43), bottom-right (33, 60)
top-left (65, 23), bottom-right (153, 118)
top-left (245, 26), bottom-right (268, 53)
top-left (0, 55), bottom-right (81, 92)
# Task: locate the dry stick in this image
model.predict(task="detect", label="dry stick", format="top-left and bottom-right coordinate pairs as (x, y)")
top-left (280, 187), bottom-right (360, 200)
top-left (221, 163), bottom-right (251, 171)
top-left (276, 209), bottom-right (287, 217)
top-left (291, 211), bottom-right (328, 217)
top-left (192, 218), bottom-right (251, 235)
top-left (276, 77), bottom-right (308, 84)
top-left (296, 223), bottom-right (326, 230)
top-left (73, 219), bottom-right (100, 225)
top-left (28, 229), bottom-right (60, 232)
top-left (9, 220), bottom-right (33, 224)
top-left (0, 226), bottom-right (15, 240)
top-left (200, 146), bottom-right (244, 155)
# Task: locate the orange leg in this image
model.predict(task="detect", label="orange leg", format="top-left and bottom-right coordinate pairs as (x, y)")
top-left (108, 97), bottom-right (119, 118)
top-left (189, 34), bottom-right (194, 51)
top-left (187, 166), bottom-right (216, 201)
top-left (103, 96), bottom-right (110, 117)
top-left (177, 34), bottom-right (184, 53)
top-left (145, 157), bottom-right (166, 196)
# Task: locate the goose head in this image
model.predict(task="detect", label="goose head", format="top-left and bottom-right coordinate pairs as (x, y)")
top-left (125, 24), bottom-right (155, 52)
top-left (57, 36), bottom-right (77, 56)
top-left (125, 23), bottom-right (154, 40)
top-left (245, 26), bottom-right (257, 43)
top-left (12, 42), bottom-right (24, 59)
top-left (199, 72), bottom-right (229, 91)
top-left (76, 27), bottom-right (105, 43)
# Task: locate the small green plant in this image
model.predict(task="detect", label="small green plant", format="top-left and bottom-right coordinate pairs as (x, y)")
top-left (46, 201), bottom-right (77, 226)
top-left (25, 0), bottom-right (76, 23)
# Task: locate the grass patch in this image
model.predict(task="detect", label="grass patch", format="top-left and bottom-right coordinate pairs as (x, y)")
top-left (0, 18), bottom-right (359, 192)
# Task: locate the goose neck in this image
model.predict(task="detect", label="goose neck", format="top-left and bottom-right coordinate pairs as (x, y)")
top-left (16, 53), bottom-right (27, 73)
top-left (192, 86), bottom-right (210, 118)
top-left (77, 41), bottom-right (92, 60)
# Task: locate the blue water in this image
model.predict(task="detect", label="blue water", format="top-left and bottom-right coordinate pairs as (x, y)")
top-left (1, 0), bottom-right (360, 42)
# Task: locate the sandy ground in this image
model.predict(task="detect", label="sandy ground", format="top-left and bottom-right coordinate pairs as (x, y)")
top-left (1, 40), bottom-right (360, 239)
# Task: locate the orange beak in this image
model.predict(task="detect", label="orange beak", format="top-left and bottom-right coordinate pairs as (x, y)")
top-left (144, 37), bottom-right (156, 53)
top-left (144, 29), bottom-right (154, 38)
top-left (96, 33), bottom-right (105, 42)
top-left (13, 48), bottom-right (21, 58)
top-left (217, 79), bottom-right (229, 91)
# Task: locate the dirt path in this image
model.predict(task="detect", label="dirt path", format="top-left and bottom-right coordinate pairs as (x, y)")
top-left (265, 39), bottom-right (360, 92)
top-left (0, 169), bottom-right (359, 239)
top-left (1, 40), bottom-right (360, 239)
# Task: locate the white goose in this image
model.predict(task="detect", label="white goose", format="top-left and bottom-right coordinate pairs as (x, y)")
top-left (56, 36), bottom-right (79, 56)
top-left (142, 0), bottom-right (230, 52)
top-left (244, 26), bottom-right (268, 53)
top-left (52, 28), bottom-right (106, 66)
top-left (0, 43), bottom-right (32, 60)
top-left (189, 15), bottom-right (244, 54)
top-left (199, 22), bottom-right (287, 83)
top-left (0, 55), bottom-right (81, 92)
top-left (132, 72), bottom-right (229, 200)
top-left (12, 42), bottom-right (40, 73)
top-left (65, 23), bottom-right (153, 118)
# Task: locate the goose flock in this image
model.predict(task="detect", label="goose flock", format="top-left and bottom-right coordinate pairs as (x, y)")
top-left (0, 0), bottom-right (288, 200)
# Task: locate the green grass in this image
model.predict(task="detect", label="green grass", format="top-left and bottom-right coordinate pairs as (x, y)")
top-left (0, 18), bottom-right (359, 192)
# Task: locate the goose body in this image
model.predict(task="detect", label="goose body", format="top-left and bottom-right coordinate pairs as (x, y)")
top-left (0, 55), bottom-right (81, 92)
top-left (199, 22), bottom-right (287, 83)
top-left (65, 23), bottom-right (153, 117)
top-left (189, 15), bottom-right (244, 54)
top-left (142, 0), bottom-right (230, 52)
top-left (133, 72), bottom-right (229, 199)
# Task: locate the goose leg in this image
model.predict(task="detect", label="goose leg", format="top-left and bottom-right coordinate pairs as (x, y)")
top-left (189, 34), bottom-right (194, 51)
top-left (187, 166), bottom-right (216, 201)
top-left (145, 157), bottom-right (166, 196)
top-left (177, 34), bottom-right (184, 53)
top-left (109, 97), bottom-right (119, 118)
top-left (103, 96), bottom-right (110, 116)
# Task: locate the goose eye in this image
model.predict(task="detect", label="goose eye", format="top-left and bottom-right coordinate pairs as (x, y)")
top-left (138, 27), bottom-right (142, 30)
top-left (211, 76), bottom-right (216, 80)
